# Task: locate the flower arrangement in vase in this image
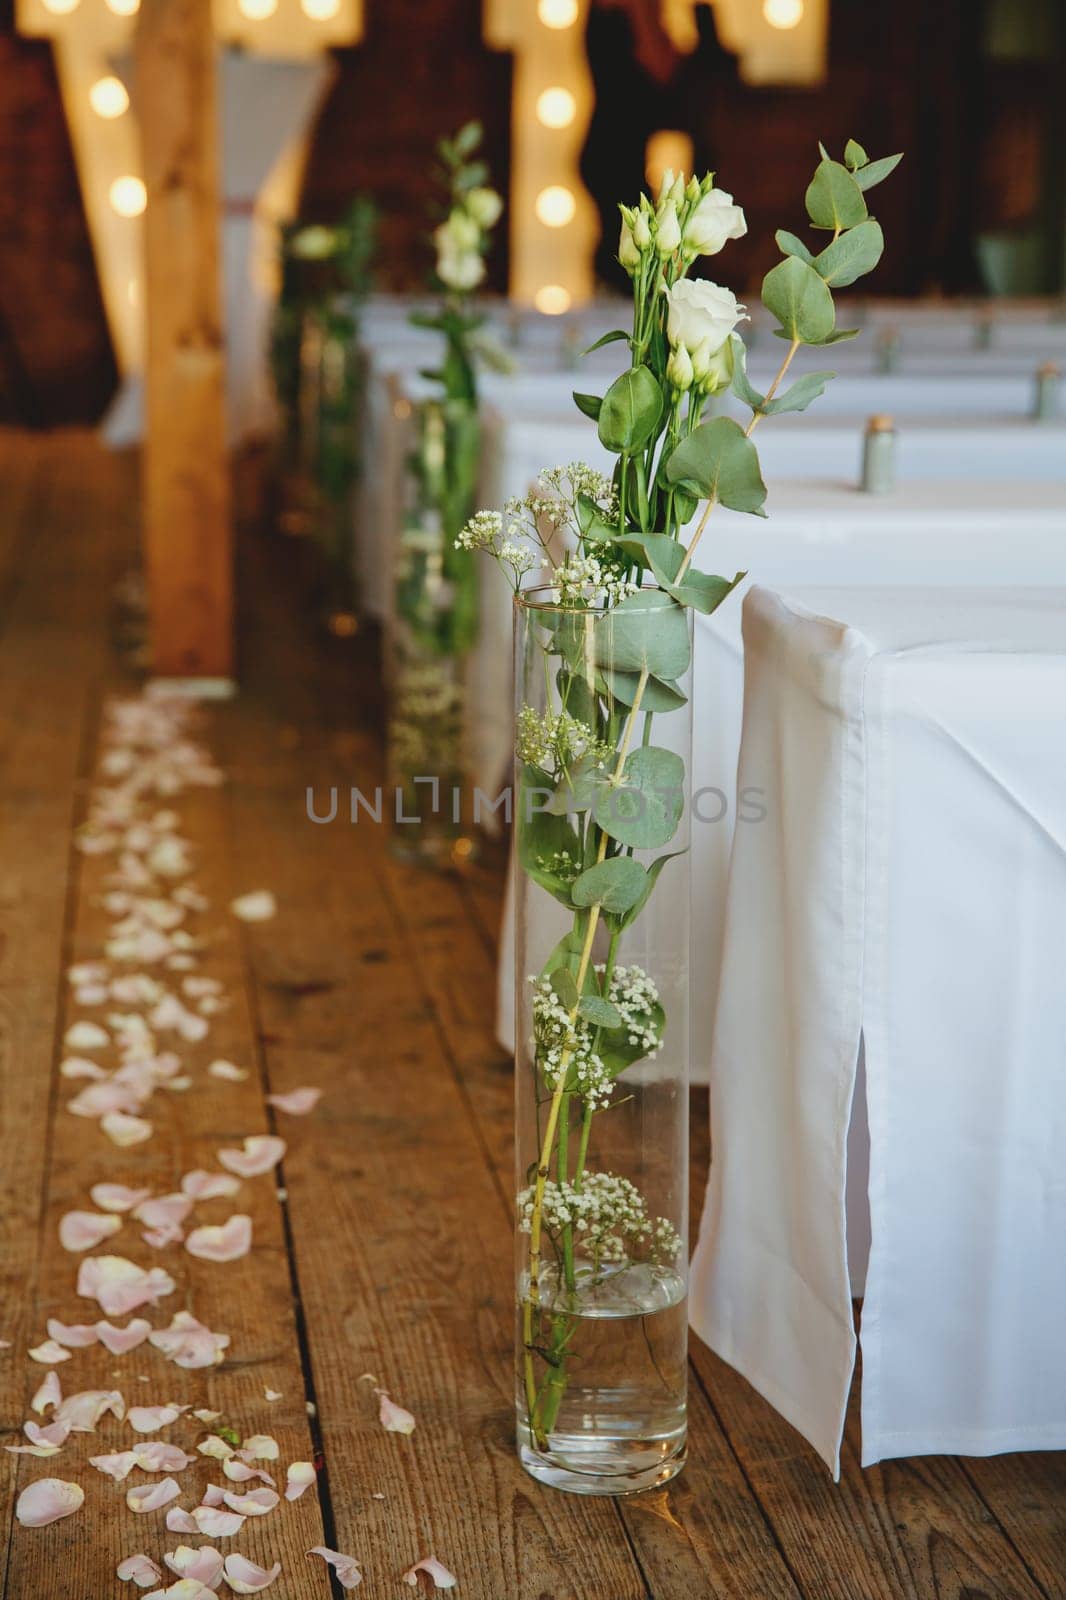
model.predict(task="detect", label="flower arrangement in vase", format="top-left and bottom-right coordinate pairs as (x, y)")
top-left (460, 139), bottom-right (900, 1493)
top-left (388, 122), bottom-right (506, 865)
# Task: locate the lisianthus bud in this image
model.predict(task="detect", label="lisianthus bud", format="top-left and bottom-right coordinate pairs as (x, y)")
top-left (686, 174), bottom-right (701, 204)
top-left (658, 168), bottom-right (676, 205)
top-left (691, 333), bottom-right (736, 393)
top-left (436, 245), bottom-right (486, 292)
top-left (618, 217), bottom-right (641, 276)
top-left (656, 202), bottom-right (682, 256)
top-left (289, 225), bottom-right (337, 261)
top-left (440, 209), bottom-right (481, 253)
top-left (682, 188), bottom-right (747, 258)
top-left (665, 278), bottom-right (747, 359)
top-left (633, 209), bottom-right (652, 249)
top-left (669, 173), bottom-right (687, 207)
top-left (666, 343), bottom-right (694, 393)
top-left (466, 187), bottom-right (503, 229)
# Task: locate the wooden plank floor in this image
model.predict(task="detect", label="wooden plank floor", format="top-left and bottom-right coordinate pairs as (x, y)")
top-left (1, 430), bottom-right (1065, 1599)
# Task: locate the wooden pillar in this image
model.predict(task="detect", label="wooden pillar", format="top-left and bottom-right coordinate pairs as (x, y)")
top-left (136, 0), bottom-right (233, 681)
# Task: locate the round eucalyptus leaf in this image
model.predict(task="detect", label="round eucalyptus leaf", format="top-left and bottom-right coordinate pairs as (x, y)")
top-left (761, 256), bottom-right (836, 346)
top-left (594, 591), bottom-right (691, 680)
top-left (571, 855), bottom-right (649, 913)
top-left (593, 745), bottom-right (685, 850)
top-left (597, 365), bottom-right (664, 454)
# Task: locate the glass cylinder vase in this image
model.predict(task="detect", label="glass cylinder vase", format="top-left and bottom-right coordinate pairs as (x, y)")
top-left (513, 584), bottom-right (692, 1496)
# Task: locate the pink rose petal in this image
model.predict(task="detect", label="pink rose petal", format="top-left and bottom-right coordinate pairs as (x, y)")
top-left (90, 1449), bottom-right (141, 1481)
top-left (46, 1318), bottom-right (100, 1349)
top-left (263, 1388), bottom-right (282, 1402)
top-left (284, 1462), bottom-right (316, 1501)
top-left (378, 1391), bottom-right (416, 1435)
top-left (55, 1388), bottom-right (126, 1431)
top-left (31, 1370), bottom-right (62, 1414)
top-left (15, 1478), bottom-right (84, 1526)
top-left (221, 1488), bottom-right (279, 1517)
top-left (145, 1579), bottom-right (217, 1599)
top-left (143, 1223), bottom-right (186, 1249)
top-left (59, 1209), bottom-right (123, 1252)
top-left (127, 1476), bottom-right (182, 1513)
top-left (265, 1087), bottom-right (321, 1116)
top-left (134, 1441), bottom-right (196, 1472)
top-left (102, 1111), bottom-right (154, 1147)
top-left (24, 1420), bottom-right (71, 1449)
top-left (185, 1215), bottom-right (252, 1263)
top-left (77, 1255), bottom-right (175, 1316)
top-left (92, 1183), bottom-right (153, 1213)
top-left (165, 1507), bottom-right (200, 1534)
top-left (96, 1318), bottom-right (153, 1354)
top-left (117, 1552), bottom-right (164, 1587)
top-left (197, 1437), bottom-right (234, 1462)
top-left (208, 1060), bottom-right (247, 1082)
top-left (135, 1193), bottom-right (193, 1229)
top-left (164, 1546), bottom-right (224, 1586)
top-left (61, 1056), bottom-right (109, 1080)
top-left (222, 1555), bottom-right (282, 1594)
top-left (128, 1403), bottom-right (187, 1433)
top-left (230, 891), bottom-right (276, 923)
top-left (29, 1340), bottom-right (73, 1365)
top-left (67, 1081), bottom-right (143, 1119)
top-left (180, 1170), bottom-right (242, 1201)
top-left (216, 1137), bottom-right (285, 1179)
top-left (307, 1547), bottom-right (362, 1590)
top-left (149, 1312), bottom-right (230, 1370)
top-left (403, 1557), bottom-right (458, 1590)
top-left (238, 1434), bottom-right (278, 1461)
top-left (222, 1459), bottom-right (275, 1485)
top-left (65, 1020), bottom-right (110, 1050)
top-left (201, 1482), bottom-right (227, 1504)
top-left (191, 1506), bottom-right (245, 1538)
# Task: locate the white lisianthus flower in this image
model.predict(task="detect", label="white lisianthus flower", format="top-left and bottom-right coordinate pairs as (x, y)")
top-left (665, 279), bottom-right (746, 360)
top-left (466, 186), bottom-right (503, 229)
top-left (691, 331), bottom-right (737, 393)
top-left (436, 209), bottom-right (481, 254)
top-left (656, 201), bottom-right (682, 256)
top-left (666, 343), bottom-right (694, 393)
top-left (632, 209), bottom-right (652, 249)
top-left (683, 188), bottom-right (747, 258)
top-left (618, 216), bottom-right (641, 276)
top-left (437, 248), bottom-right (486, 291)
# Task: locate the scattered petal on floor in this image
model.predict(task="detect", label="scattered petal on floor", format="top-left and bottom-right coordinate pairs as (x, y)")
top-left (55, 1389), bottom-right (126, 1431)
top-left (64, 1021), bottom-right (110, 1051)
top-left (221, 1488), bottom-right (279, 1517)
top-left (192, 1409), bottom-right (222, 1424)
top-left (77, 1256), bottom-right (175, 1317)
top-left (15, 1479), bottom-right (85, 1526)
top-left (201, 1484), bottom-right (227, 1507)
top-left (95, 1318), bottom-right (153, 1355)
top-left (222, 1459), bottom-right (275, 1486)
top-left (29, 1340), bottom-right (73, 1365)
top-left (46, 1318), bottom-right (100, 1349)
top-left (403, 1557), bottom-right (458, 1590)
top-left (180, 1170), bottom-right (242, 1200)
top-left (68, 1082), bottom-right (143, 1120)
top-left (143, 1223), bottom-right (186, 1249)
top-left (90, 1450), bottom-right (141, 1481)
top-left (239, 1434), bottom-right (278, 1461)
top-left (127, 1477), bottom-right (182, 1513)
top-left (134, 1193), bottom-right (193, 1230)
top-left (185, 1215), bottom-right (252, 1263)
top-left (117, 1552), bottom-right (164, 1587)
top-left (149, 1312), bottom-right (231, 1371)
top-left (265, 1087), bottom-right (321, 1116)
top-left (24, 1420), bottom-right (71, 1449)
top-left (284, 1462), bottom-right (316, 1501)
top-left (59, 1209), bottom-right (123, 1252)
top-left (216, 1138), bottom-right (285, 1179)
top-left (208, 1060), bottom-right (248, 1083)
top-left (165, 1507), bottom-right (200, 1534)
top-left (144, 1578), bottom-right (217, 1600)
top-left (163, 1545), bottom-right (224, 1587)
top-left (263, 1389), bottom-right (282, 1402)
top-left (191, 1506), bottom-right (246, 1539)
top-left (102, 1111), bottom-right (154, 1147)
top-left (377, 1392), bottom-right (416, 1435)
top-left (61, 1056), bottom-right (108, 1080)
top-left (197, 1436), bottom-right (235, 1461)
top-left (134, 1442), bottom-right (196, 1473)
top-left (222, 1555), bottom-right (282, 1594)
top-left (307, 1547), bottom-right (362, 1590)
top-left (230, 891), bottom-right (276, 923)
top-left (91, 1183), bottom-right (153, 1213)
top-left (31, 1370), bottom-right (62, 1414)
top-left (128, 1403), bottom-right (187, 1433)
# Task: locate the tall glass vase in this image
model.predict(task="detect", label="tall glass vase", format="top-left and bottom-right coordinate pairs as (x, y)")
top-left (512, 585), bottom-right (692, 1496)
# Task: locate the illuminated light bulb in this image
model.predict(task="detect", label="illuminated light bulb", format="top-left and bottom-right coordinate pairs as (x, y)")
top-left (762, 0), bottom-right (803, 27)
top-left (89, 77), bottom-right (129, 119)
top-left (538, 0), bottom-right (578, 27)
top-left (301, 0), bottom-right (341, 17)
top-left (536, 87), bottom-right (577, 129)
top-left (238, 0), bottom-right (278, 17)
top-left (41, 0), bottom-right (80, 14)
top-left (535, 285), bottom-right (572, 316)
top-left (110, 176), bottom-right (147, 218)
top-left (105, 0), bottom-right (140, 15)
top-left (535, 185), bottom-right (576, 228)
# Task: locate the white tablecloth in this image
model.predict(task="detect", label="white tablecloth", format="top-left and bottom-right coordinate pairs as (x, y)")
top-left (690, 584), bottom-right (1066, 1476)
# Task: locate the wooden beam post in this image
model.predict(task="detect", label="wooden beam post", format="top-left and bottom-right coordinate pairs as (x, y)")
top-left (136, 0), bottom-right (233, 681)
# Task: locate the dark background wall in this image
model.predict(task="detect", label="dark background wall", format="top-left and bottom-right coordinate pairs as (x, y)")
top-left (0, 0), bottom-right (1063, 426)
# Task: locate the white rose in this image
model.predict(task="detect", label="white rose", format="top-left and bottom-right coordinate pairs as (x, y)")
top-left (683, 188), bottom-right (747, 258)
top-left (665, 279), bottom-right (746, 358)
top-left (466, 187), bottom-right (503, 229)
top-left (437, 247), bottom-right (485, 292)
